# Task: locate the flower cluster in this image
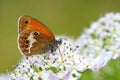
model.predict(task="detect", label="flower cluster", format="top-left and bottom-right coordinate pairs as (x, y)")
top-left (1, 13), bottom-right (120, 80)
top-left (74, 13), bottom-right (120, 71)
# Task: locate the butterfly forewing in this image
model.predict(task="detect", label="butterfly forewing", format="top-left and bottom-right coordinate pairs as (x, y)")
top-left (18, 16), bottom-right (55, 40)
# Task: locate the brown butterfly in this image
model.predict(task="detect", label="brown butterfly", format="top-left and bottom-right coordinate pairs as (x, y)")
top-left (18, 16), bottom-right (62, 56)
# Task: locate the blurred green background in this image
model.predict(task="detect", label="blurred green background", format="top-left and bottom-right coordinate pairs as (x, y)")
top-left (1, 0), bottom-right (120, 79)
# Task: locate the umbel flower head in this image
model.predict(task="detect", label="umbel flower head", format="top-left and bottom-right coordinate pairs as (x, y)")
top-left (2, 13), bottom-right (120, 80)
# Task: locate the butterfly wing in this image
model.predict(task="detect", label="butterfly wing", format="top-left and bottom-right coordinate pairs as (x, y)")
top-left (18, 16), bottom-right (55, 40)
top-left (18, 16), bottom-right (57, 56)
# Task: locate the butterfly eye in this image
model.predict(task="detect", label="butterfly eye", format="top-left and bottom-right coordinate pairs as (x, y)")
top-left (33, 31), bottom-right (39, 36)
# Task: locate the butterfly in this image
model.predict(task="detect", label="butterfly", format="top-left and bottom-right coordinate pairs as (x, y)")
top-left (18, 16), bottom-right (62, 56)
